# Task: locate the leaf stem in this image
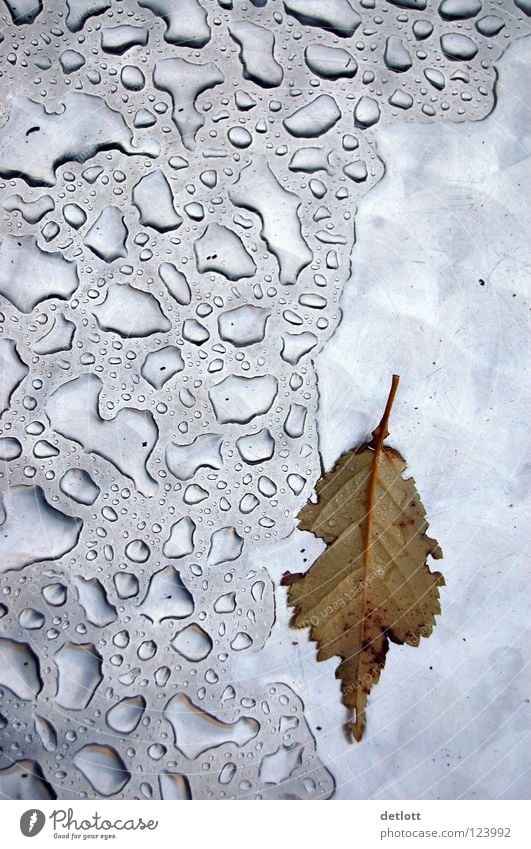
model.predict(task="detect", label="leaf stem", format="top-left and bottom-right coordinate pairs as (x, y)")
top-left (352, 374), bottom-right (400, 741)
top-left (371, 373), bottom-right (400, 448)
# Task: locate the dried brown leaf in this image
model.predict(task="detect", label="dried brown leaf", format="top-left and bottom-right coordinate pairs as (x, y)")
top-left (283, 376), bottom-right (444, 741)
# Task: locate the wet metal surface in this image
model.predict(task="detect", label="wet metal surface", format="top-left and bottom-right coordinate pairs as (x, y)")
top-left (0, 0), bottom-right (528, 799)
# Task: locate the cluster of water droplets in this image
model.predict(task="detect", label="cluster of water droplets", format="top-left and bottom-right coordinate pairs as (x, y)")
top-left (0, 0), bottom-right (528, 799)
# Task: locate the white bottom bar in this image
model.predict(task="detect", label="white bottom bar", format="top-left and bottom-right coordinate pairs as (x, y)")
top-left (2, 799), bottom-right (527, 848)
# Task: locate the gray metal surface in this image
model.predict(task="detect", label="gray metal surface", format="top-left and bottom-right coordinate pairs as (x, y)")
top-left (0, 0), bottom-right (528, 800)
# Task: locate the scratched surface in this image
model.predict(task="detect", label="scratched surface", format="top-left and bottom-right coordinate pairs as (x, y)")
top-left (0, 0), bottom-right (528, 800)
